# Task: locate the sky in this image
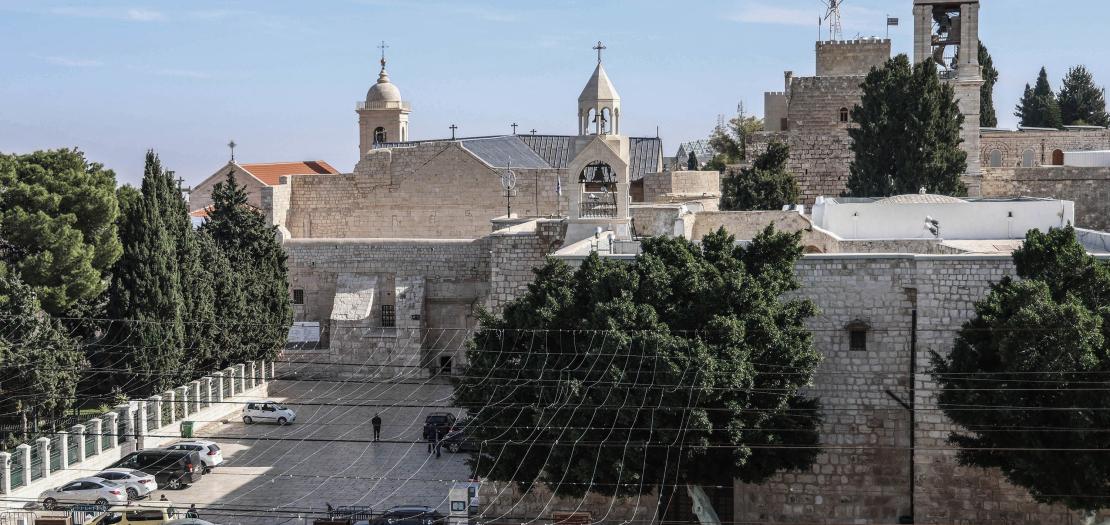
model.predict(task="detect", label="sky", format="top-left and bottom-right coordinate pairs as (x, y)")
top-left (1, 0), bottom-right (1108, 188)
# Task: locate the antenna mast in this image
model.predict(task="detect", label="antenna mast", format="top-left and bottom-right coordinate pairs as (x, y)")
top-left (822, 0), bottom-right (844, 41)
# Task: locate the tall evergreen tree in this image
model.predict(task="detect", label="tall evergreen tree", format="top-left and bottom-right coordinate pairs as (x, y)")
top-left (0, 149), bottom-right (121, 316)
top-left (101, 152), bottom-right (184, 396)
top-left (847, 55), bottom-right (967, 197)
top-left (1015, 67), bottom-right (1063, 128)
top-left (0, 266), bottom-right (83, 440)
top-left (1058, 65), bottom-right (1110, 127)
top-left (200, 173), bottom-right (292, 362)
top-left (979, 43), bottom-right (999, 127)
top-left (721, 141), bottom-right (800, 211)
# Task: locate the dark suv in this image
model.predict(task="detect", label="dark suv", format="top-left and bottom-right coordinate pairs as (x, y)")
top-left (422, 412), bottom-right (456, 442)
top-left (109, 449), bottom-right (203, 489)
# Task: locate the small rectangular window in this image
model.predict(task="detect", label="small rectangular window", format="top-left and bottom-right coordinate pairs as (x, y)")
top-left (292, 289), bottom-right (304, 305)
top-left (849, 330), bottom-right (867, 351)
top-left (381, 305), bottom-right (396, 328)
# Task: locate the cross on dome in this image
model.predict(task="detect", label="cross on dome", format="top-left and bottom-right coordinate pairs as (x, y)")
top-left (378, 40), bottom-right (389, 69)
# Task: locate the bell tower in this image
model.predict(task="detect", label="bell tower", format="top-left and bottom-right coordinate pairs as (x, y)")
top-left (914, 0), bottom-right (983, 193)
top-left (357, 42), bottom-right (411, 156)
top-left (566, 41), bottom-right (632, 245)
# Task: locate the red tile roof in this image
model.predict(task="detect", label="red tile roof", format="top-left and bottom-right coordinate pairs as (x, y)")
top-left (189, 206), bottom-right (213, 219)
top-left (238, 161), bottom-right (338, 186)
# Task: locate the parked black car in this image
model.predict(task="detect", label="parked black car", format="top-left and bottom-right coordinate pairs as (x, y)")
top-left (441, 418), bottom-right (478, 453)
top-left (358, 506), bottom-right (446, 525)
top-left (108, 449), bottom-right (203, 489)
top-left (422, 412), bottom-right (456, 442)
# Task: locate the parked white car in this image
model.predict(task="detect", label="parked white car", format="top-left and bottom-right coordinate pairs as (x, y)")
top-left (242, 400), bottom-right (296, 425)
top-left (91, 468), bottom-right (158, 500)
top-left (166, 440), bottom-right (224, 472)
top-left (39, 477), bottom-right (128, 509)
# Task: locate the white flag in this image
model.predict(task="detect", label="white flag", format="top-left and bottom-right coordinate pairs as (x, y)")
top-left (556, 176), bottom-right (562, 196)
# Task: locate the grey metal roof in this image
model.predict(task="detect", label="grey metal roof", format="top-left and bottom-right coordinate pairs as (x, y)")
top-left (459, 136), bottom-right (551, 169)
top-left (379, 134), bottom-right (663, 180)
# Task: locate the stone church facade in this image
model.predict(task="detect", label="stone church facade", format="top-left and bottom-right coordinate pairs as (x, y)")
top-left (187, 2), bottom-right (1110, 521)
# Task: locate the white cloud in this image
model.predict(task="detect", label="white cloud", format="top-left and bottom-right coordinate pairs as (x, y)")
top-left (727, 4), bottom-right (818, 27)
top-left (49, 6), bottom-right (165, 21)
top-left (36, 55), bottom-right (103, 68)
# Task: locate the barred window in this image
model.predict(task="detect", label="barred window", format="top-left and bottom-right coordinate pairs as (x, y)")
top-left (292, 289), bottom-right (304, 305)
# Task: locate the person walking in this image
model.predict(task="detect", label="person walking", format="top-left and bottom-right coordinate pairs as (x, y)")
top-left (371, 413), bottom-right (382, 441)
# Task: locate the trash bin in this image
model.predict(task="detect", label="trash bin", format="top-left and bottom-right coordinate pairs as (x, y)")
top-left (180, 421), bottom-right (194, 438)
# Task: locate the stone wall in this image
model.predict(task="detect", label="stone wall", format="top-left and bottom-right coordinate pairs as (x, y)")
top-left (479, 481), bottom-right (657, 525)
top-left (981, 166), bottom-right (1110, 231)
top-left (981, 129), bottom-right (1110, 168)
top-left (487, 219), bottom-right (565, 313)
top-left (641, 170), bottom-right (720, 203)
top-left (786, 76), bottom-right (863, 132)
top-left (286, 142), bottom-right (568, 239)
top-left (815, 39), bottom-right (891, 77)
top-left (750, 131), bottom-right (855, 205)
top-left (189, 165), bottom-right (268, 214)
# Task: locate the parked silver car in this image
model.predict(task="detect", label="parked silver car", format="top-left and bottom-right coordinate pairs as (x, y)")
top-left (39, 477), bottom-right (127, 509)
top-left (91, 468), bottom-right (159, 500)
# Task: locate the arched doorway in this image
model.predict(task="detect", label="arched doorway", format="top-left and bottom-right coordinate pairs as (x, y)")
top-left (1052, 149), bottom-right (1064, 166)
top-left (373, 127), bottom-right (387, 144)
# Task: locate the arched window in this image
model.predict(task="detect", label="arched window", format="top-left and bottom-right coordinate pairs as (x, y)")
top-left (578, 161), bottom-right (617, 218)
top-left (1021, 149), bottom-right (1035, 168)
top-left (600, 108), bottom-right (612, 134)
top-left (988, 149), bottom-right (1003, 167)
top-left (373, 127), bottom-right (387, 144)
top-left (839, 107), bottom-right (849, 123)
top-left (587, 108), bottom-right (598, 134)
top-left (1052, 149), bottom-right (1065, 166)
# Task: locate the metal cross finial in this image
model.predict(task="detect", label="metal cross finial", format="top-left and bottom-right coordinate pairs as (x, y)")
top-left (227, 140), bottom-right (237, 162)
top-left (530, 129), bottom-right (537, 135)
top-left (511, 123), bottom-right (518, 135)
top-left (592, 41), bottom-right (606, 63)
top-left (377, 40), bottom-right (389, 68)
top-left (449, 124), bottom-right (458, 140)
top-left (175, 175), bottom-right (185, 191)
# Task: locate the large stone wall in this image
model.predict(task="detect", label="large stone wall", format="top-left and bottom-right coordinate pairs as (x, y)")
top-left (750, 131), bottom-right (855, 205)
top-left (981, 129), bottom-right (1110, 168)
top-left (815, 39), bottom-right (890, 77)
top-left (641, 170), bottom-right (720, 203)
top-left (285, 142), bottom-right (568, 239)
top-left (981, 166), bottom-right (1110, 231)
top-left (786, 76), bottom-right (864, 132)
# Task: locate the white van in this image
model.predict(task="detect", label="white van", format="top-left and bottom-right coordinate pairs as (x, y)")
top-left (242, 400), bottom-right (297, 425)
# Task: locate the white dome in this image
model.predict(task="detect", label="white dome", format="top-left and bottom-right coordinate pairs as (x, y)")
top-left (366, 67), bottom-right (401, 103)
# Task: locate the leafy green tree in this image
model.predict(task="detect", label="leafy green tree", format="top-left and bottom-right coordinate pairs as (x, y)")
top-left (721, 141), bottom-right (799, 211)
top-left (0, 149), bottom-right (121, 316)
top-left (847, 55), bottom-right (967, 197)
top-left (455, 226), bottom-right (822, 499)
top-left (1015, 67), bottom-right (1063, 129)
top-left (932, 226), bottom-right (1110, 520)
top-left (200, 172), bottom-right (292, 363)
top-left (979, 43), bottom-right (999, 127)
top-left (1058, 65), bottom-right (1110, 127)
top-left (0, 266), bottom-right (83, 439)
top-left (100, 152), bottom-right (184, 396)
top-left (707, 104), bottom-right (764, 171)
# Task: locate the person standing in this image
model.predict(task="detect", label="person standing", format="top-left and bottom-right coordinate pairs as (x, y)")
top-left (371, 413), bottom-right (382, 441)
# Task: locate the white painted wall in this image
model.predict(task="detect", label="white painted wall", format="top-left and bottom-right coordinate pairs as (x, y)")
top-left (1065, 150), bottom-right (1110, 167)
top-left (811, 198), bottom-right (1075, 240)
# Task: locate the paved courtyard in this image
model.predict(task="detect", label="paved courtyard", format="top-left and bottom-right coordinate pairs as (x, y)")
top-left (153, 378), bottom-right (471, 525)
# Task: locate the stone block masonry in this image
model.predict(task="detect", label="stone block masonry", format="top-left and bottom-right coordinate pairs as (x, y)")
top-left (981, 166), bottom-right (1110, 231)
top-left (815, 39), bottom-right (891, 77)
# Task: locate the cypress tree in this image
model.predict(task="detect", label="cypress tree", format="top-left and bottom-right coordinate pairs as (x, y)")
top-left (847, 55), bottom-right (967, 197)
top-left (101, 151), bottom-right (184, 396)
top-left (979, 43), bottom-right (999, 127)
top-left (200, 173), bottom-right (292, 363)
top-left (1058, 65), bottom-right (1110, 127)
top-left (1015, 67), bottom-right (1063, 128)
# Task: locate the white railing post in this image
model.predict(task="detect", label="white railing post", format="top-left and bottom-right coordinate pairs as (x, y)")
top-left (149, 396), bottom-right (162, 430)
top-left (163, 390), bottom-right (176, 424)
top-left (116, 403), bottom-right (134, 446)
top-left (71, 425), bottom-right (86, 463)
top-left (88, 418), bottom-right (103, 454)
top-left (269, 361), bottom-right (276, 381)
top-left (223, 367), bottom-right (235, 396)
top-left (248, 362), bottom-right (257, 390)
top-left (213, 372), bottom-right (225, 403)
top-left (236, 364), bottom-right (247, 394)
top-left (175, 386), bottom-right (189, 417)
top-left (203, 377), bottom-right (215, 409)
top-left (190, 380), bottom-right (202, 413)
top-left (0, 451), bottom-right (11, 494)
top-left (35, 437), bottom-right (50, 479)
top-left (57, 432), bottom-right (69, 470)
top-left (134, 401), bottom-right (147, 450)
top-left (15, 444), bottom-right (31, 485)
top-left (103, 412), bottom-right (119, 449)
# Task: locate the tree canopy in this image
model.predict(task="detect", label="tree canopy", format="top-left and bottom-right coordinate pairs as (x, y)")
top-left (720, 141), bottom-right (800, 211)
top-left (706, 105), bottom-right (764, 172)
top-left (979, 43), bottom-right (1000, 128)
top-left (847, 54), bottom-right (967, 197)
top-left (454, 227), bottom-right (822, 497)
top-left (1015, 67), bottom-right (1063, 129)
top-left (932, 226), bottom-right (1110, 515)
top-left (1058, 65), bottom-right (1110, 127)
top-left (0, 149), bottom-right (121, 316)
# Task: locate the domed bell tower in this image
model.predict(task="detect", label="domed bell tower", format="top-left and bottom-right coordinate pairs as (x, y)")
top-left (358, 42), bottom-right (411, 156)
